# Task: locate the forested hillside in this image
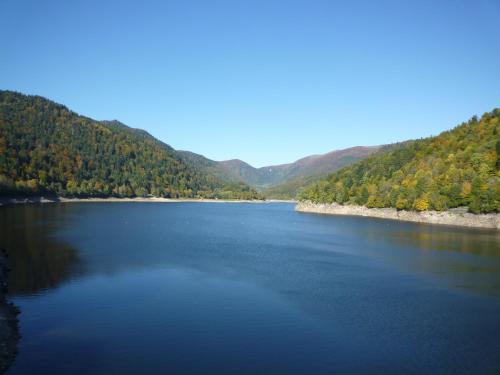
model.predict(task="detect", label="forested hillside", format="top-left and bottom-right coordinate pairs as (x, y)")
top-left (0, 91), bottom-right (262, 199)
top-left (177, 150), bottom-right (242, 185)
top-left (299, 110), bottom-right (500, 213)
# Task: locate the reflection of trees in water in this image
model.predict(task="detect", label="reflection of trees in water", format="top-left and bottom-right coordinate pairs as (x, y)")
top-left (386, 227), bottom-right (500, 257)
top-left (0, 250), bottom-right (20, 374)
top-left (372, 225), bottom-right (500, 297)
top-left (0, 205), bottom-right (82, 296)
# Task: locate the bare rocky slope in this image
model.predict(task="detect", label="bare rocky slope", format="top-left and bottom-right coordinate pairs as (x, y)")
top-left (296, 201), bottom-right (500, 229)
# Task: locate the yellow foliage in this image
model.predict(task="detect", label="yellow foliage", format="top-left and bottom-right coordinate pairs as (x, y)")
top-left (460, 181), bottom-right (472, 198)
top-left (395, 198), bottom-right (408, 210)
top-left (414, 195), bottom-right (430, 211)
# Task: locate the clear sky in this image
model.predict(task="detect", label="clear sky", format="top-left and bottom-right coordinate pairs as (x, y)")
top-left (1, 0), bottom-right (499, 167)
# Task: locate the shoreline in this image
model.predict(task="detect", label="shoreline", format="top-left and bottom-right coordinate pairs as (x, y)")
top-left (295, 201), bottom-right (500, 230)
top-left (0, 196), bottom-right (296, 207)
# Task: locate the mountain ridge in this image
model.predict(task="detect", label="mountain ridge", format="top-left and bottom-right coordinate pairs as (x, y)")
top-left (217, 146), bottom-right (381, 197)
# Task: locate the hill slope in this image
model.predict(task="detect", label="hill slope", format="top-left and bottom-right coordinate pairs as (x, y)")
top-left (219, 146), bottom-right (380, 195)
top-left (176, 150), bottom-right (259, 196)
top-left (260, 146), bottom-right (381, 198)
top-left (299, 110), bottom-right (500, 213)
top-left (0, 91), bottom-right (261, 199)
top-left (178, 151), bottom-right (247, 185)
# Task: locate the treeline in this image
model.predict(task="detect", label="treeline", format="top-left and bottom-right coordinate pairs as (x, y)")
top-left (0, 91), bottom-right (263, 200)
top-left (299, 109), bottom-right (500, 213)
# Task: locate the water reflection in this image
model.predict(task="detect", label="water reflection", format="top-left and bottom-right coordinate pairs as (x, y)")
top-left (1, 203), bottom-right (499, 300)
top-left (320, 217), bottom-right (500, 297)
top-left (2, 203), bottom-right (500, 374)
top-left (386, 225), bottom-right (500, 256)
top-left (0, 250), bottom-right (20, 374)
top-left (0, 205), bottom-right (82, 296)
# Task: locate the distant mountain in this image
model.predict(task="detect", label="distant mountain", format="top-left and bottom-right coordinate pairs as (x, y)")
top-left (176, 150), bottom-right (258, 195)
top-left (218, 146), bottom-right (381, 198)
top-left (218, 159), bottom-right (285, 187)
top-left (299, 110), bottom-right (500, 213)
top-left (178, 151), bottom-right (247, 185)
top-left (0, 91), bottom-right (262, 199)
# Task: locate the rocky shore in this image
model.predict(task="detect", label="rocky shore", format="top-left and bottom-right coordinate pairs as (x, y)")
top-left (0, 249), bottom-right (20, 373)
top-left (296, 201), bottom-right (500, 229)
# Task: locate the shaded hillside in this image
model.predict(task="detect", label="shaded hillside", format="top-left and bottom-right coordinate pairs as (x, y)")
top-left (177, 150), bottom-right (242, 184)
top-left (299, 110), bottom-right (500, 213)
top-left (0, 91), bottom-right (261, 199)
top-left (218, 159), bottom-right (285, 187)
top-left (262, 174), bottom-right (320, 200)
top-left (177, 150), bottom-right (261, 198)
top-left (219, 146), bottom-right (380, 198)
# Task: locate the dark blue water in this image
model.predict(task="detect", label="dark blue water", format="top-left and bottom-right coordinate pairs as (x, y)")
top-left (1, 202), bottom-right (500, 374)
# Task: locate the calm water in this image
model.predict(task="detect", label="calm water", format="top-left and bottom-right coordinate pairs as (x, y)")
top-left (1, 202), bottom-right (500, 374)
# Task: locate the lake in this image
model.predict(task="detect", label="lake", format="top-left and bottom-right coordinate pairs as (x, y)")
top-left (1, 202), bottom-right (500, 374)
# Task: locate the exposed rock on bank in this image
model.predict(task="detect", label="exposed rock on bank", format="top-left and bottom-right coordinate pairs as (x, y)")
top-left (296, 201), bottom-right (500, 229)
top-left (0, 249), bottom-right (20, 374)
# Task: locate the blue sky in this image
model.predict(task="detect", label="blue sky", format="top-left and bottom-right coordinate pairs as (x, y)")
top-left (1, 0), bottom-right (499, 167)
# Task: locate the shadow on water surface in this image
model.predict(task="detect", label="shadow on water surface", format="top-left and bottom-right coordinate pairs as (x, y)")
top-left (0, 249), bottom-right (21, 374)
top-left (0, 205), bottom-right (82, 296)
top-left (0, 204), bottom-right (85, 374)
